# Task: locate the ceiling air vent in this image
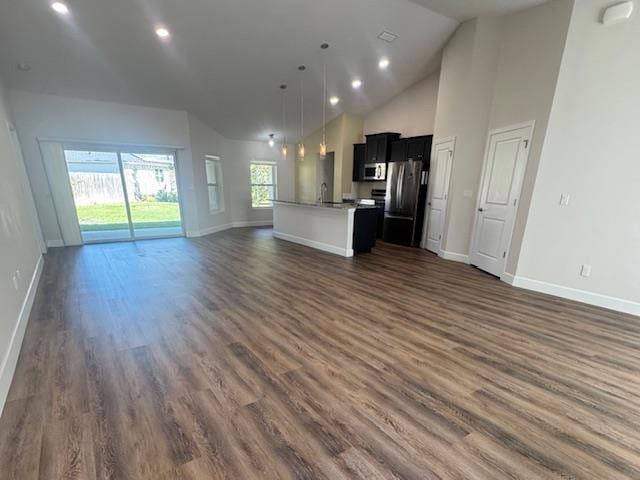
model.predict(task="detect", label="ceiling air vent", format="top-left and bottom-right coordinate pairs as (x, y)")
top-left (377, 30), bottom-right (398, 43)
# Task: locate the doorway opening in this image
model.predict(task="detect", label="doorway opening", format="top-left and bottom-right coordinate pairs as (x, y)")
top-left (65, 148), bottom-right (184, 243)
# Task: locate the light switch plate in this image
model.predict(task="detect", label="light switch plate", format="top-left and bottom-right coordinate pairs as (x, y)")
top-left (560, 193), bottom-right (571, 206)
top-left (580, 264), bottom-right (592, 277)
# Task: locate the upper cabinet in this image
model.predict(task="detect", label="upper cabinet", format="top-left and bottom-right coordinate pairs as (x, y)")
top-left (390, 139), bottom-right (408, 163)
top-left (407, 136), bottom-right (432, 164)
top-left (365, 132), bottom-right (400, 165)
top-left (390, 135), bottom-right (433, 169)
top-left (354, 133), bottom-right (432, 181)
top-left (352, 143), bottom-right (366, 182)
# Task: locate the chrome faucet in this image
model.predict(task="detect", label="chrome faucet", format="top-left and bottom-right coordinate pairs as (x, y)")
top-left (320, 182), bottom-right (328, 204)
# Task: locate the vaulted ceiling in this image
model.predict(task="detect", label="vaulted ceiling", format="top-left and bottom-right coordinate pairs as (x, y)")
top-left (408, 0), bottom-right (550, 21)
top-left (0, 0), bottom-right (548, 142)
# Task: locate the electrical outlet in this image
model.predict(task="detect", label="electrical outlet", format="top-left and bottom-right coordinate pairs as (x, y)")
top-left (12, 274), bottom-right (19, 290)
top-left (560, 193), bottom-right (571, 206)
top-left (580, 264), bottom-right (592, 277)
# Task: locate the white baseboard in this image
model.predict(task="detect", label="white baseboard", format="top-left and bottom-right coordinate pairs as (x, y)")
top-left (508, 275), bottom-right (640, 316)
top-left (232, 220), bottom-right (273, 228)
top-left (186, 221), bottom-right (273, 238)
top-left (46, 239), bottom-right (64, 248)
top-left (186, 223), bottom-right (232, 238)
top-left (273, 231), bottom-right (353, 257)
top-left (0, 254), bottom-right (44, 416)
top-left (501, 272), bottom-right (516, 285)
top-left (439, 250), bottom-right (470, 264)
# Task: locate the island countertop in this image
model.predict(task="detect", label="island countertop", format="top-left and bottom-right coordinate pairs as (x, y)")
top-left (273, 200), bottom-right (378, 257)
top-left (273, 199), bottom-right (378, 210)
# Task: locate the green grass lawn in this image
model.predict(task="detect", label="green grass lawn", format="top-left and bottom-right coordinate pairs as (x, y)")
top-left (76, 202), bottom-right (181, 231)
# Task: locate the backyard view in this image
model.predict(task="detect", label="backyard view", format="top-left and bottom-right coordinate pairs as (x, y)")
top-left (65, 149), bottom-right (183, 242)
top-left (250, 162), bottom-right (277, 208)
top-left (76, 201), bottom-right (181, 231)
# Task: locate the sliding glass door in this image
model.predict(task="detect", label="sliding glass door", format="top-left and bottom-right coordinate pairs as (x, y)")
top-left (121, 153), bottom-right (182, 238)
top-left (65, 148), bottom-right (183, 243)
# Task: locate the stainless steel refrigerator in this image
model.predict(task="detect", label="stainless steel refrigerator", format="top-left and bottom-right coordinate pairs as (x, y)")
top-left (383, 159), bottom-right (428, 246)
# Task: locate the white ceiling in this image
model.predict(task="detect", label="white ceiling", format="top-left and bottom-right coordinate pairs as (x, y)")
top-left (408, 0), bottom-right (550, 21)
top-left (0, 0), bottom-right (546, 142)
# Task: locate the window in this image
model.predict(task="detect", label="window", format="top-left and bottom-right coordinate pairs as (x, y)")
top-left (154, 168), bottom-right (165, 183)
top-left (205, 155), bottom-right (223, 213)
top-left (250, 162), bottom-right (277, 208)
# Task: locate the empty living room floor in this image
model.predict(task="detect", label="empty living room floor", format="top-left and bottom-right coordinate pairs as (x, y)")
top-left (1, 227), bottom-right (639, 479)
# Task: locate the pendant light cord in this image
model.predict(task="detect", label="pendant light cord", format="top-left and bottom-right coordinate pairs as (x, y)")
top-left (279, 84), bottom-right (288, 156)
top-left (322, 62), bottom-right (326, 147)
top-left (300, 73), bottom-right (304, 140)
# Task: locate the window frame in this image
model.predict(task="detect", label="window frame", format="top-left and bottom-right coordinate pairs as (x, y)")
top-left (205, 155), bottom-right (224, 214)
top-left (250, 161), bottom-right (278, 209)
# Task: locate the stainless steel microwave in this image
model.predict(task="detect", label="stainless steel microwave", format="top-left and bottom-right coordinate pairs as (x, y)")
top-left (363, 162), bottom-right (386, 181)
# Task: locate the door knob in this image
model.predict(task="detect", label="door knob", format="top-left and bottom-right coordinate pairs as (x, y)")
top-left (478, 207), bottom-right (484, 212)
top-left (428, 202), bottom-right (432, 206)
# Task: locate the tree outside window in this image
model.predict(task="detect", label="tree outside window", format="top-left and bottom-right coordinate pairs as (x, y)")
top-left (250, 163), bottom-right (277, 208)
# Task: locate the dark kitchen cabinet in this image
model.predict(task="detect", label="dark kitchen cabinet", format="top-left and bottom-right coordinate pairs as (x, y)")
top-left (407, 136), bottom-right (432, 169)
top-left (390, 139), bottom-right (408, 163)
top-left (352, 143), bottom-right (366, 182)
top-left (353, 207), bottom-right (378, 253)
top-left (365, 132), bottom-right (400, 164)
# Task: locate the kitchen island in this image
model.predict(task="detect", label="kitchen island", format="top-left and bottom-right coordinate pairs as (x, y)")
top-left (273, 200), bottom-right (378, 257)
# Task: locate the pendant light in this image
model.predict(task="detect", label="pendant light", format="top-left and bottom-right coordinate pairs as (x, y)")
top-left (280, 84), bottom-right (288, 158)
top-left (319, 43), bottom-right (329, 159)
top-left (297, 65), bottom-right (306, 161)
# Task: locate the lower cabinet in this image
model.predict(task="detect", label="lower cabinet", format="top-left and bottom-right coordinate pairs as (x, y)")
top-left (353, 208), bottom-right (378, 253)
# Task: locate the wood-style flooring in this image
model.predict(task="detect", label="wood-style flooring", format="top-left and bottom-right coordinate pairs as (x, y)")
top-left (2, 227), bottom-right (640, 479)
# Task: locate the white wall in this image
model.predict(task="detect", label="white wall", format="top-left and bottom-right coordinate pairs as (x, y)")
top-left (488, 0), bottom-right (574, 274)
top-left (515, 0), bottom-right (640, 312)
top-left (187, 113), bottom-right (233, 233)
top-left (225, 138), bottom-right (294, 225)
top-left (296, 113), bottom-right (364, 203)
top-left (9, 91), bottom-right (197, 243)
top-left (8, 91), bottom-right (295, 242)
top-left (363, 72), bottom-right (440, 137)
top-left (356, 72), bottom-right (440, 199)
top-left (0, 78), bottom-right (43, 414)
top-left (431, 1), bottom-right (573, 265)
top-left (434, 16), bottom-right (505, 257)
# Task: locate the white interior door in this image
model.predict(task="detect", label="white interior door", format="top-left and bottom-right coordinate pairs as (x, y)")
top-left (470, 123), bottom-right (532, 276)
top-left (423, 138), bottom-right (454, 253)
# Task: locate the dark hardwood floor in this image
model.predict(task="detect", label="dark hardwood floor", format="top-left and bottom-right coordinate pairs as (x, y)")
top-left (2, 227), bottom-right (640, 479)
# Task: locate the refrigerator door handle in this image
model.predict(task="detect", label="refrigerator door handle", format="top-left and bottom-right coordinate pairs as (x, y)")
top-left (385, 214), bottom-right (414, 220)
top-left (397, 163), bottom-right (404, 209)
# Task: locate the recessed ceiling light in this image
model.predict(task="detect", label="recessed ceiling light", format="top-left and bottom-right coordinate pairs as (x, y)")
top-left (378, 57), bottom-right (390, 70)
top-left (351, 79), bottom-right (362, 89)
top-left (155, 26), bottom-right (170, 39)
top-left (51, 2), bottom-right (69, 14)
top-left (329, 96), bottom-right (340, 106)
top-left (268, 134), bottom-right (275, 148)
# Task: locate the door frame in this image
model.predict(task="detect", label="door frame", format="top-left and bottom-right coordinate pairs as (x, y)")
top-left (469, 120), bottom-right (535, 278)
top-left (60, 141), bottom-right (187, 244)
top-left (421, 136), bottom-right (456, 252)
